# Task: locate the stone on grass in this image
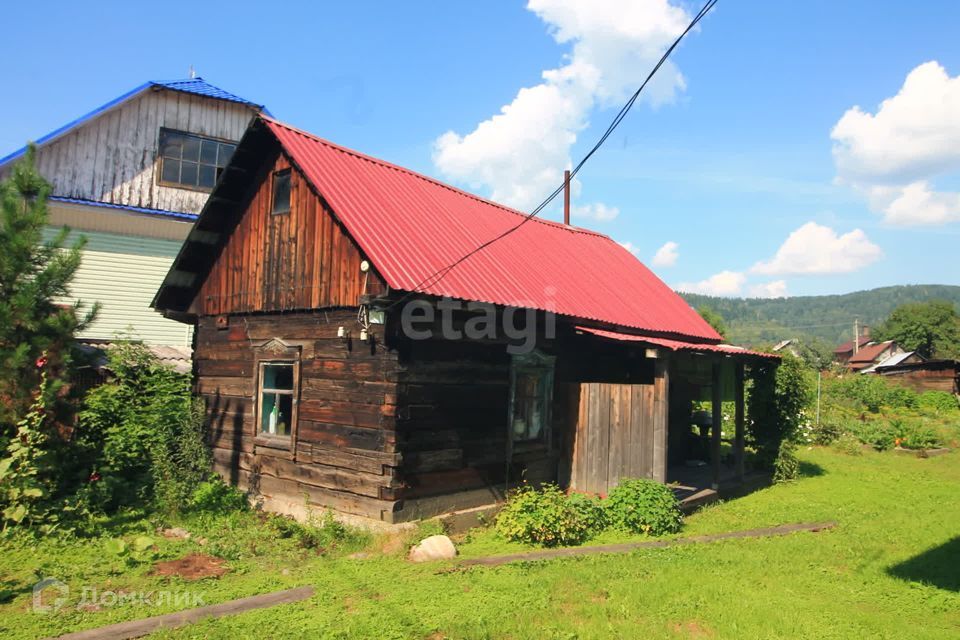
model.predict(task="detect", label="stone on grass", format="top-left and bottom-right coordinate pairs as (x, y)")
top-left (408, 535), bottom-right (457, 563)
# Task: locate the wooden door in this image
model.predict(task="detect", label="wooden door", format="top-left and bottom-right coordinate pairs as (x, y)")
top-left (570, 379), bottom-right (667, 494)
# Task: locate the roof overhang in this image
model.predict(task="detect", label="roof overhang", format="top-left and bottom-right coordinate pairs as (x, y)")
top-left (575, 326), bottom-right (779, 360)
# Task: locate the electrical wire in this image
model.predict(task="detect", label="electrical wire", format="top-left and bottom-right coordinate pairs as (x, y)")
top-left (383, 0), bottom-right (720, 312)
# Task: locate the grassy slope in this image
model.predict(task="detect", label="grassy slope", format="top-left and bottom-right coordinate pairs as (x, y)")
top-left (2, 447), bottom-right (959, 639)
top-left (681, 284), bottom-right (960, 346)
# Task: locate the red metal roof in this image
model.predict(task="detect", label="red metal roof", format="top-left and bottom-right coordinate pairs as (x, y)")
top-left (848, 341), bottom-right (895, 365)
top-left (264, 117), bottom-right (720, 342)
top-left (834, 336), bottom-right (871, 354)
top-left (576, 326), bottom-right (779, 359)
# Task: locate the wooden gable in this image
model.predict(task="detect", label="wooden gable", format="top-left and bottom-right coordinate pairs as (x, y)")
top-left (193, 151), bottom-right (386, 316)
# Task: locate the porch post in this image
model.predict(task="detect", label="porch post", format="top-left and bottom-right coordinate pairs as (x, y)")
top-left (652, 359), bottom-right (669, 483)
top-left (735, 361), bottom-right (745, 483)
top-left (711, 361), bottom-right (722, 490)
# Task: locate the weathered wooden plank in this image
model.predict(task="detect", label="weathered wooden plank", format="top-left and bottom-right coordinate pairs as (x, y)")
top-left (51, 586), bottom-right (316, 640)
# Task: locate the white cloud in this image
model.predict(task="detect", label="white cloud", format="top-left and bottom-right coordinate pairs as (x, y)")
top-left (618, 241), bottom-right (640, 256)
top-left (651, 241), bottom-right (679, 267)
top-left (573, 202), bottom-right (620, 221)
top-left (750, 222), bottom-right (882, 276)
top-left (831, 61), bottom-right (960, 225)
top-left (675, 270), bottom-right (746, 297)
top-left (433, 0), bottom-right (692, 213)
top-left (748, 280), bottom-right (788, 298)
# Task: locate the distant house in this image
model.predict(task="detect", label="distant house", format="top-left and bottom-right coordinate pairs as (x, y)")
top-left (874, 359), bottom-right (960, 395)
top-left (152, 115), bottom-right (779, 524)
top-left (847, 340), bottom-right (903, 372)
top-left (860, 351), bottom-right (924, 374)
top-left (0, 78), bottom-right (265, 346)
top-left (833, 334), bottom-right (872, 365)
top-left (772, 339), bottom-right (800, 356)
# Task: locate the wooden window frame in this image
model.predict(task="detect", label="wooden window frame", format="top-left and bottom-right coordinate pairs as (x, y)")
top-left (507, 350), bottom-right (556, 455)
top-left (253, 339), bottom-right (302, 454)
top-left (156, 127), bottom-right (237, 193)
top-left (271, 168), bottom-right (292, 215)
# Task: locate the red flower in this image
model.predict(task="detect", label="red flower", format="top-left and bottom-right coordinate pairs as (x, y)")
top-left (36, 355), bottom-right (47, 369)
top-left (89, 472), bottom-right (101, 482)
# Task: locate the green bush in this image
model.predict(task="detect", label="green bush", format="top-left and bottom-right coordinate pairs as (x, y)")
top-left (566, 491), bottom-right (608, 533)
top-left (918, 391), bottom-right (959, 414)
top-left (75, 343), bottom-right (211, 516)
top-left (832, 433), bottom-right (863, 456)
top-left (773, 442), bottom-right (801, 483)
top-left (495, 484), bottom-right (592, 547)
top-left (900, 424), bottom-right (943, 450)
top-left (851, 420), bottom-right (896, 451)
top-left (747, 354), bottom-right (814, 468)
top-left (267, 511), bottom-right (368, 552)
top-left (809, 421), bottom-right (843, 446)
top-left (606, 478), bottom-right (682, 536)
top-left (189, 479), bottom-right (248, 514)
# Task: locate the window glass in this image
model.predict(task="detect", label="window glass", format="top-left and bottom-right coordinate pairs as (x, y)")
top-left (512, 372), bottom-right (545, 441)
top-left (259, 363), bottom-right (295, 438)
top-left (157, 129), bottom-right (238, 191)
top-left (260, 391), bottom-right (293, 437)
top-left (262, 363), bottom-right (294, 390)
top-left (272, 169), bottom-right (291, 214)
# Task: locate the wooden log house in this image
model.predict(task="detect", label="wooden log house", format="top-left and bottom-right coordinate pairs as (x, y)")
top-left (153, 116), bottom-right (778, 524)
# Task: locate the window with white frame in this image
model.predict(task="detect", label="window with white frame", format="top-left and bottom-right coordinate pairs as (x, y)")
top-left (258, 362), bottom-right (296, 437)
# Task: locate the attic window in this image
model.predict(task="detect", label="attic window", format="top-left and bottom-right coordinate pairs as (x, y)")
top-left (158, 128), bottom-right (236, 191)
top-left (272, 169), bottom-right (291, 214)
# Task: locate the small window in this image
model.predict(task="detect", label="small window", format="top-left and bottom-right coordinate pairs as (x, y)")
top-left (158, 128), bottom-right (236, 191)
top-left (272, 169), bottom-right (291, 214)
top-left (509, 351), bottom-right (556, 443)
top-left (258, 362), bottom-right (296, 437)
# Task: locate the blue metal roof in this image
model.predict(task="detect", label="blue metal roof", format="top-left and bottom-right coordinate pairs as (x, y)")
top-left (49, 196), bottom-right (199, 221)
top-left (152, 77), bottom-right (265, 109)
top-left (0, 78), bottom-right (265, 167)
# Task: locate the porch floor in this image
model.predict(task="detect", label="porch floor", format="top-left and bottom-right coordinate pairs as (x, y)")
top-left (667, 464), bottom-right (770, 512)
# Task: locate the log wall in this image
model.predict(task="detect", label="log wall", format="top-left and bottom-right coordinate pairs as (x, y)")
top-left (198, 311), bottom-right (403, 521)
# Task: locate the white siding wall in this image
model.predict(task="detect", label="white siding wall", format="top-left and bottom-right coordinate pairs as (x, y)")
top-left (45, 228), bottom-right (192, 346)
top-left (30, 89), bottom-right (256, 214)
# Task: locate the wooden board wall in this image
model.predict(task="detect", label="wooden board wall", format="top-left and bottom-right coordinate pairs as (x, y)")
top-left (195, 154), bottom-right (386, 316)
top-left (19, 88), bottom-right (257, 214)
top-left (569, 367), bottom-right (668, 495)
top-left (197, 311), bottom-right (403, 521)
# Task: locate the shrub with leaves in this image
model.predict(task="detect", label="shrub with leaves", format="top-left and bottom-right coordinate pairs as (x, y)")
top-left (495, 484), bottom-right (592, 547)
top-left (606, 478), bottom-right (682, 536)
top-left (189, 479), bottom-right (249, 514)
top-left (566, 491), bottom-right (608, 534)
top-left (833, 432), bottom-right (864, 456)
top-left (75, 343), bottom-right (210, 516)
top-left (918, 391), bottom-right (958, 414)
top-left (747, 353), bottom-right (815, 467)
top-left (773, 441), bottom-right (801, 483)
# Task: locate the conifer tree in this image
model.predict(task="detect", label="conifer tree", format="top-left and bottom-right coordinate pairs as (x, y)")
top-left (0, 146), bottom-right (96, 436)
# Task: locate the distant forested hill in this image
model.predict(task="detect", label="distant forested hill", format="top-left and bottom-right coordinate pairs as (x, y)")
top-left (680, 285), bottom-right (960, 347)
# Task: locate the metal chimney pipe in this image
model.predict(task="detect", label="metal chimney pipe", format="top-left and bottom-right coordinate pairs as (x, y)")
top-left (563, 169), bottom-right (571, 226)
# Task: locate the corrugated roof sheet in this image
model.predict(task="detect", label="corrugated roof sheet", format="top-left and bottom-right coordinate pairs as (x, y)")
top-left (0, 78), bottom-right (265, 167)
top-left (849, 341), bottom-right (895, 365)
top-left (576, 326), bottom-right (778, 359)
top-left (152, 78), bottom-right (264, 107)
top-left (265, 117), bottom-right (720, 342)
top-left (834, 335), bottom-right (871, 354)
top-left (860, 350), bottom-right (918, 373)
top-left (50, 196), bottom-right (198, 221)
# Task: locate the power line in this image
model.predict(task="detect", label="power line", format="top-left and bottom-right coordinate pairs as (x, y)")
top-left (384, 0), bottom-right (720, 312)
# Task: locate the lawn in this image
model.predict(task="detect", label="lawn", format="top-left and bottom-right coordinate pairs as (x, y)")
top-left (1, 446), bottom-right (958, 639)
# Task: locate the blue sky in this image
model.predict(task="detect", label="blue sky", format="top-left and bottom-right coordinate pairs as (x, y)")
top-left (2, 0), bottom-right (959, 298)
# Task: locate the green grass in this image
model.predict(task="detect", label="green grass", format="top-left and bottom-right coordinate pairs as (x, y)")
top-left (2, 447), bottom-right (959, 639)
